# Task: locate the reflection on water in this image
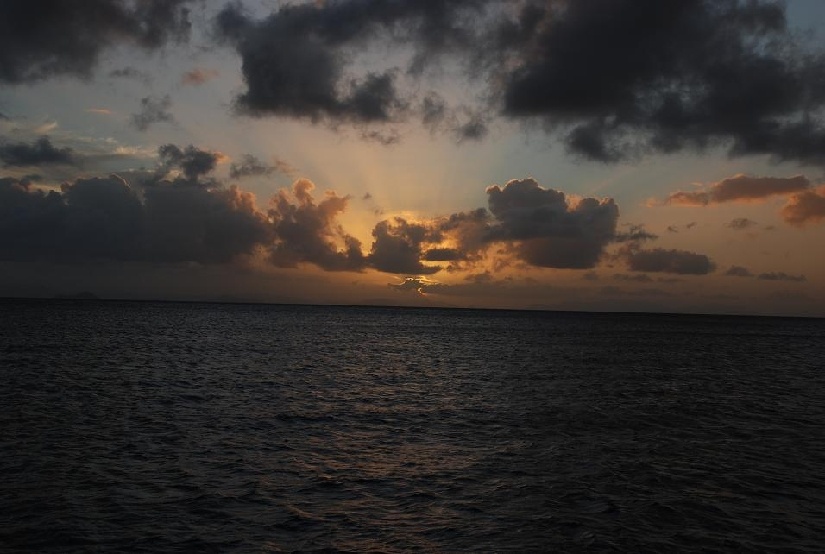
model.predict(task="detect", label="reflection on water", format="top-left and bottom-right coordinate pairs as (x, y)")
top-left (2, 300), bottom-right (825, 551)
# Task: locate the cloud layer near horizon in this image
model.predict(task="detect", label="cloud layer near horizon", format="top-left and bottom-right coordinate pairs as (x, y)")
top-left (0, 147), bottom-right (639, 274)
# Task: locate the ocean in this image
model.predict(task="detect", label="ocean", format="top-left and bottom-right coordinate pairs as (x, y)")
top-left (2, 299), bottom-right (824, 552)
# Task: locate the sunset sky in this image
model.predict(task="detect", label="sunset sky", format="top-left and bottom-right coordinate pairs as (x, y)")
top-left (2, 0), bottom-right (825, 316)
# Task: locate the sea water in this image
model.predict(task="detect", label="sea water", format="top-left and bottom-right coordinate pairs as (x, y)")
top-left (2, 299), bottom-right (824, 551)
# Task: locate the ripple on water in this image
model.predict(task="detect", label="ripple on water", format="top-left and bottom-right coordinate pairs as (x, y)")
top-left (1, 300), bottom-right (824, 551)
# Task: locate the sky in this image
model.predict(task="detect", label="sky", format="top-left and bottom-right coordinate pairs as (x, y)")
top-left (1, 0), bottom-right (825, 316)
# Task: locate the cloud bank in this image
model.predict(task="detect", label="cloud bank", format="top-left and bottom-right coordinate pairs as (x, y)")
top-left (0, 0), bottom-right (194, 83)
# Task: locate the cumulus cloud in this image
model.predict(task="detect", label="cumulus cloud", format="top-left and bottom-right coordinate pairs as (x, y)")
top-left (366, 178), bottom-right (621, 273)
top-left (268, 179), bottom-right (366, 271)
top-left (369, 217), bottom-right (442, 275)
top-left (623, 248), bottom-right (715, 275)
top-left (663, 174), bottom-right (810, 206)
top-left (485, 178), bottom-right (618, 268)
top-left (211, 1), bottom-right (825, 165)
top-left (493, 0), bottom-right (825, 165)
top-left (214, 2), bottom-right (431, 124)
top-left (0, 0), bottom-right (193, 83)
top-left (0, 173), bottom-right (270, 264)
top-left (0, 137), bottom-right (78, 167)
top-left (132, 95), bottom-right (174, 131)
top-left (781, 186), bottom-right (825, 226)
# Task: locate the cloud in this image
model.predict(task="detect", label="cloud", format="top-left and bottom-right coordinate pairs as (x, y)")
top-left (214, 1), bottom-right (488, 128)
top-left (132, 95), bottom-right (174, 131)
top-left (389, 276), bottom-right (437, 293)
top-left (623, 248), bottom-right (715, 275)
top-left (757, 272), bottom-right (806, 282)
top-left (614, 224), bottom-right (657, 243)
top-left (182, 68), bottom-right (219, 86)
top-left (216, 3), bottom-right (407, 124)
top-left (229, 155), bottom-right (297, 180)
top-left (156, 144), bottom-right (220, 183)
top-left (485, 178), bottom-right (618, 268)
top-left (368, 217), bottom-right (441, 275)
top-left (0, 137), bottom-right (78, 167)
top-left (365, 178), bottom-right (621, 273)
top-left (663, 174), bottom-right (810, 206)
top-left (725, 266), bottom-right (753, 277)
top-left (0, 173), bottom-right (270, 264)
top-left (726, 217), bottom-right (757, 230)
top-left (142, 183), bottom-right (271, 264)
top-left (0, 0), bottom-right (193, 83)
top-left (781, 186), bottom-right (825, 226)
top-left (268, 179), bottom-right (366, 271)
top-left (211, 1), bottom-right (825, 165)
top-left (493, 1), bottom-right (825, 165)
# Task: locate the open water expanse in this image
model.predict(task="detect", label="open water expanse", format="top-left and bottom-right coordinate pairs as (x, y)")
top-left (1, 299), bottom-right (824, 552)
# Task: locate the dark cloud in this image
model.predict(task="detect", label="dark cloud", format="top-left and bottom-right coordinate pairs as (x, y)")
top-left (0, 173), bottom-right (270, 264)
top-left (268, 179), bottom-right (366, 271)
top-left (624, 248), bottom-right (715, 275)
top-left (0, 0), bottom-right (193, 83)
top-left (614, 224), bottom-right (657, 243)
top-left (132, 95), bottom-right (174, 131)
top-left (229, 155), bottom-right (272, 179)
top-left (216, 4), bottom-right (401, 123)
top-left (422, 248), bottom-right (463, 262)
top-left (214, 1), bottom-right (486, 127)
top-left (157, 144), bottom-right (220, 183)
top-left (368, 217), bottom-right (441, 275)
top-left (757, 272), bottom-right (807, 282)
top-left (725, 266), bottom-right (753, 277)
top-left (367, 178), bottom-right (621, 273)
top-left (781, 186), bottom-right (825, 226)
top-left (229, 155), bottom-right (297, 180)
top-left (495, 0), bottom-right (825, 165)
top-left (485, 178), bottom-right (618, 268)
top-left (211, 1), bottom-right (825, 164)
top-left (142, 184), bottom-right (271, 264)
top-left (0, 137), bottom-right (78, 167)
top-left (663, 174), bottom-right (810, 206)
top-left (726, 217), bottom-right (758, 230)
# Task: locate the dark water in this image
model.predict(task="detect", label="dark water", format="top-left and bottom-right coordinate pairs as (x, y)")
top-left (2, 300), bottom-right (824, 552)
